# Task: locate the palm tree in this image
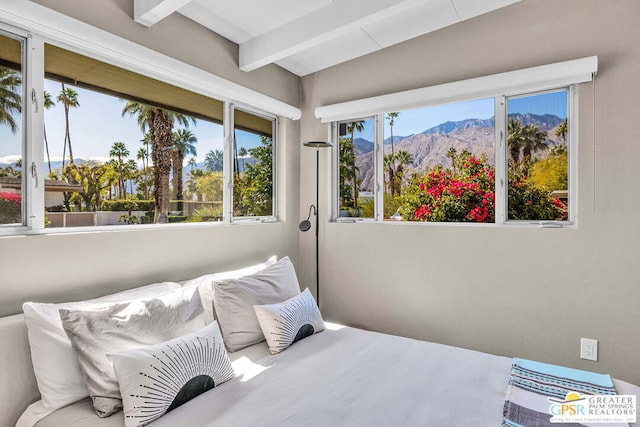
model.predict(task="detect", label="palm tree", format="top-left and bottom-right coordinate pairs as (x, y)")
top-left (394, 150), bottom-right (414, 195)
top-left (555, 118), bottom-right (568, 143)
top-left (238, 147), bottom-right (248, 173)
top-left (204, 149), bottom-right (223, 172)
top-left (172, 128), bottom-right (198, 210)
top-left (136, 147), bottom-right (150, 199)
top-left (186, 168), bottom-right (204, 201)
top-left (122, 101), bottom-right (193, 223)
top-left (386, 112), bottom-right (399, 157)
top-left (384, 153), bottom-right (396, 196)
top-left (109, 141), bottom-right (130, 198)
top-left (57, 84), bottom-right (79, 168)
top-left (521, 124), bottom-right (548, 161)
top-left (187, 157), bottom-right (197, 172)
top-left (136, 147), bottom-right (147, 171)
top-left (43, 91), bottom-right (55, 174)
top-left (346, 121), bottom-right (364, 208)
top-left (507, 119), bottom-right (525, 163)
top-left (0, 67), bottom-right (22, 134)
top-left (141, 133), bottom-right (152, 168)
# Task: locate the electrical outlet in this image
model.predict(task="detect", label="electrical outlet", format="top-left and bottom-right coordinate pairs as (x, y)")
top-left (580, 338), bottom-right (598, 361)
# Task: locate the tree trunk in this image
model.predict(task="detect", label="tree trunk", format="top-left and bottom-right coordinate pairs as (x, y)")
top-left (61, 83), bottom-right (74, 166)
top-left (172, 151), bottom-right (184, 213)
top-left (352, 167), bottom-right (358, 209)
top-left (44, 127), bottom-right (52, 174)
top-left (153, 109), bottom-right (173, 223)
top-left (387, 166), bottom-right (396, 197)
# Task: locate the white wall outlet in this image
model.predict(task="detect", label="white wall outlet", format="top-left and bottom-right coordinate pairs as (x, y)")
top-left (580, 338), bottom-right (598, 361)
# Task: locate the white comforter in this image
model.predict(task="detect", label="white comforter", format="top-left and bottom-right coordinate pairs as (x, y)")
top-left (37, 323), bottom-right (515, 427)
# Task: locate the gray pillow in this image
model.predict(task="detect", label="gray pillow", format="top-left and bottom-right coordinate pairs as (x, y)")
top-left (213, 256), bottom-right (301, 352)
top-left (59, 286), bottom-right (206, 418)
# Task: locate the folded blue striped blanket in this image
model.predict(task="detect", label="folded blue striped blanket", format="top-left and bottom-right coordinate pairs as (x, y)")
top-left (502, 358), bottom-right (617, 427)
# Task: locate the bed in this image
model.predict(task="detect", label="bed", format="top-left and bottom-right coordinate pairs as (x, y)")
top-left (2, 257), bottom-right (638, 427)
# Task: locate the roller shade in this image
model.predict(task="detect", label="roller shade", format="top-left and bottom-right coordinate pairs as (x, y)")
top-left (315, 56), bottom-right (598, 123)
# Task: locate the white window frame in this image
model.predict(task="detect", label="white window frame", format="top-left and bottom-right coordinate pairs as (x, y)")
top-left (499, 86), bottom-right (577, 227)
top-left (332, 86), bottom-right (578, 227)
top-left (229, 104), bottom-right (278, 223)
top-left (0, 24), bottom-right (45, 235)
top-left (332, 116), bottom-right (378, 223)
top-left (0, 4), bottom-right (291, 236)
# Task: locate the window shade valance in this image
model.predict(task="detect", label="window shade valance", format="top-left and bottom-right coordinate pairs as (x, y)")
top-left (315, 56), bottom-right (597, 123)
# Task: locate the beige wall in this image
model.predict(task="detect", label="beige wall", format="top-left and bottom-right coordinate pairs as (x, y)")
top-left (0, 0), bottom-right (301, 316)
top-left (300, 0), bottom-right (640, 385)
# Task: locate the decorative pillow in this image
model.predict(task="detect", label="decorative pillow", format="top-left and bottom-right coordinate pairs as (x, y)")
top-left (213, 256), bottom-right (301, 352)
top-left (21, 281), bottom-right (182, 413)
top-left (59, 286), bottom-right (206, 418)
top-left (181, 255), bottom-right (277, 322)
top-left (108, 321), bottom-right (234, 427)
top-left (254, 288), bottom-right (325, 354)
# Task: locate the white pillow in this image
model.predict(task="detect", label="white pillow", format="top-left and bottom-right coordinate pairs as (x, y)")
top-left (254, 288), bottom-right (325, 354)
top-left (181, 255), bottom-right (278, 322)
top-left (22, 281), bottom-right (181, 413)
top-left (109, 321), bottom-right (234, 427)
top-left (213, 256), bottom-right (301, 352)
top-left (59, 286), bottom-right (207, 418)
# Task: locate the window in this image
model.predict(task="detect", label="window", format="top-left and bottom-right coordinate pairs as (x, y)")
top-left (40, 44), bottom-right (232, 227)
top-left (0, 30), bottom-right (280, 235)
top-left (0, 31), bottom-right (25, 227)
top-left (232, 107), bottom-right (276, 218)
top-left (336, 117), bottom-right (375, 218)
top-left (333, 89), bottom-right (575, 226)
top-left (506, 89), bottom-right (569, 222)
top-left (383, 99), bottom-right (495, 222)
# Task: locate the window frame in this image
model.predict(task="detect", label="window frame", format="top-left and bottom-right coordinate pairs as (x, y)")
top-left (332, 86), bottom-right (578, 228)
top-left (0, 24), bottom-right (44, 235)
top-left (0, 16), bottom-right (284, 236)
top-left (332, 116), bottom-right (377, 223)
top-left (498, 86), bottom-right (576, 227)
top-left (229, 103), bottom-right (278, 222)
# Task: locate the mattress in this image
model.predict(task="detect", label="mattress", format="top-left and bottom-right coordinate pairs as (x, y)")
top-left (33, 323), bottom-right (638, 427)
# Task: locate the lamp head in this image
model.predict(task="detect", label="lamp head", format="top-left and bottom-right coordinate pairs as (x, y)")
top-left (299, 205), bottom-right (316, 232)
top-left (303, 141), bottom-right (332, 148)
top-left (299, 220), bottom-right (311, 232)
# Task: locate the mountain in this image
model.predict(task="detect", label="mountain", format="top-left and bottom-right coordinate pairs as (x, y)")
top-left (355, 113), bottom-right (565, 193)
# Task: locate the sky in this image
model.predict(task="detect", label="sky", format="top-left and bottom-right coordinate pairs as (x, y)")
top-left (0, 79), bottom-right (265, 165)
top-left (350, 90), bottom-right (568, 140)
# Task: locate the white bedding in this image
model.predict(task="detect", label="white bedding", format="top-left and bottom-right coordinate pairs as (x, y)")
top-left (32, 323), bottom-right (639, 427)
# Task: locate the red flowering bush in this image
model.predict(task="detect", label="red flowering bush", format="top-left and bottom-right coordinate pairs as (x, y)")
top-left (0, 191), bottom-right (22, 224)
top-left (399, 150), bottom-right (496, 223)
top-left (507, 168), bottom-right (567, 221)
top-left (398, 149), bottom-right (566, 223)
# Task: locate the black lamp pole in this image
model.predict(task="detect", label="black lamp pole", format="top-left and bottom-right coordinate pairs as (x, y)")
top-left (300, 141), bottom-right (331, 309)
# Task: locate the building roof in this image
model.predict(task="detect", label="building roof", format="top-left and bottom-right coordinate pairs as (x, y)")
top-left (0, 177), bottom-right (83, 193)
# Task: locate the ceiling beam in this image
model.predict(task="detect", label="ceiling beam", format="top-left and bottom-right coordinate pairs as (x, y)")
top-left (134, 0), bottom-right (194, 27)
top-left (239, 0), bottom-right (432, 72)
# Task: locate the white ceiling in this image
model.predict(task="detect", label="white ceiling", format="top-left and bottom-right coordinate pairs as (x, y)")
top-left (134, 0), bottom-right (521, 77)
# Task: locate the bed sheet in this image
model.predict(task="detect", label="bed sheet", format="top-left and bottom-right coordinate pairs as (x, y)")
top-left (34, 323), bottom-right (639, 427)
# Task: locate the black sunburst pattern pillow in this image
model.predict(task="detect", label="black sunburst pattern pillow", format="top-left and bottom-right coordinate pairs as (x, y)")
top-left (108, 321), bottom-right (234, 427)
top-left (254, 288), bottom-right (325, 354)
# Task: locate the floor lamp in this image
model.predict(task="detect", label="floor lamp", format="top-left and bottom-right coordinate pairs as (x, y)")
top-left (299, 141), bottom-right (332, 309)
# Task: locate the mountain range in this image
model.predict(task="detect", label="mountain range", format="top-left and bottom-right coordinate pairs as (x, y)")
top-left (0, 158), bottom-right (255, 180)
top-left (354, 113), bottom-right (565, 192)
